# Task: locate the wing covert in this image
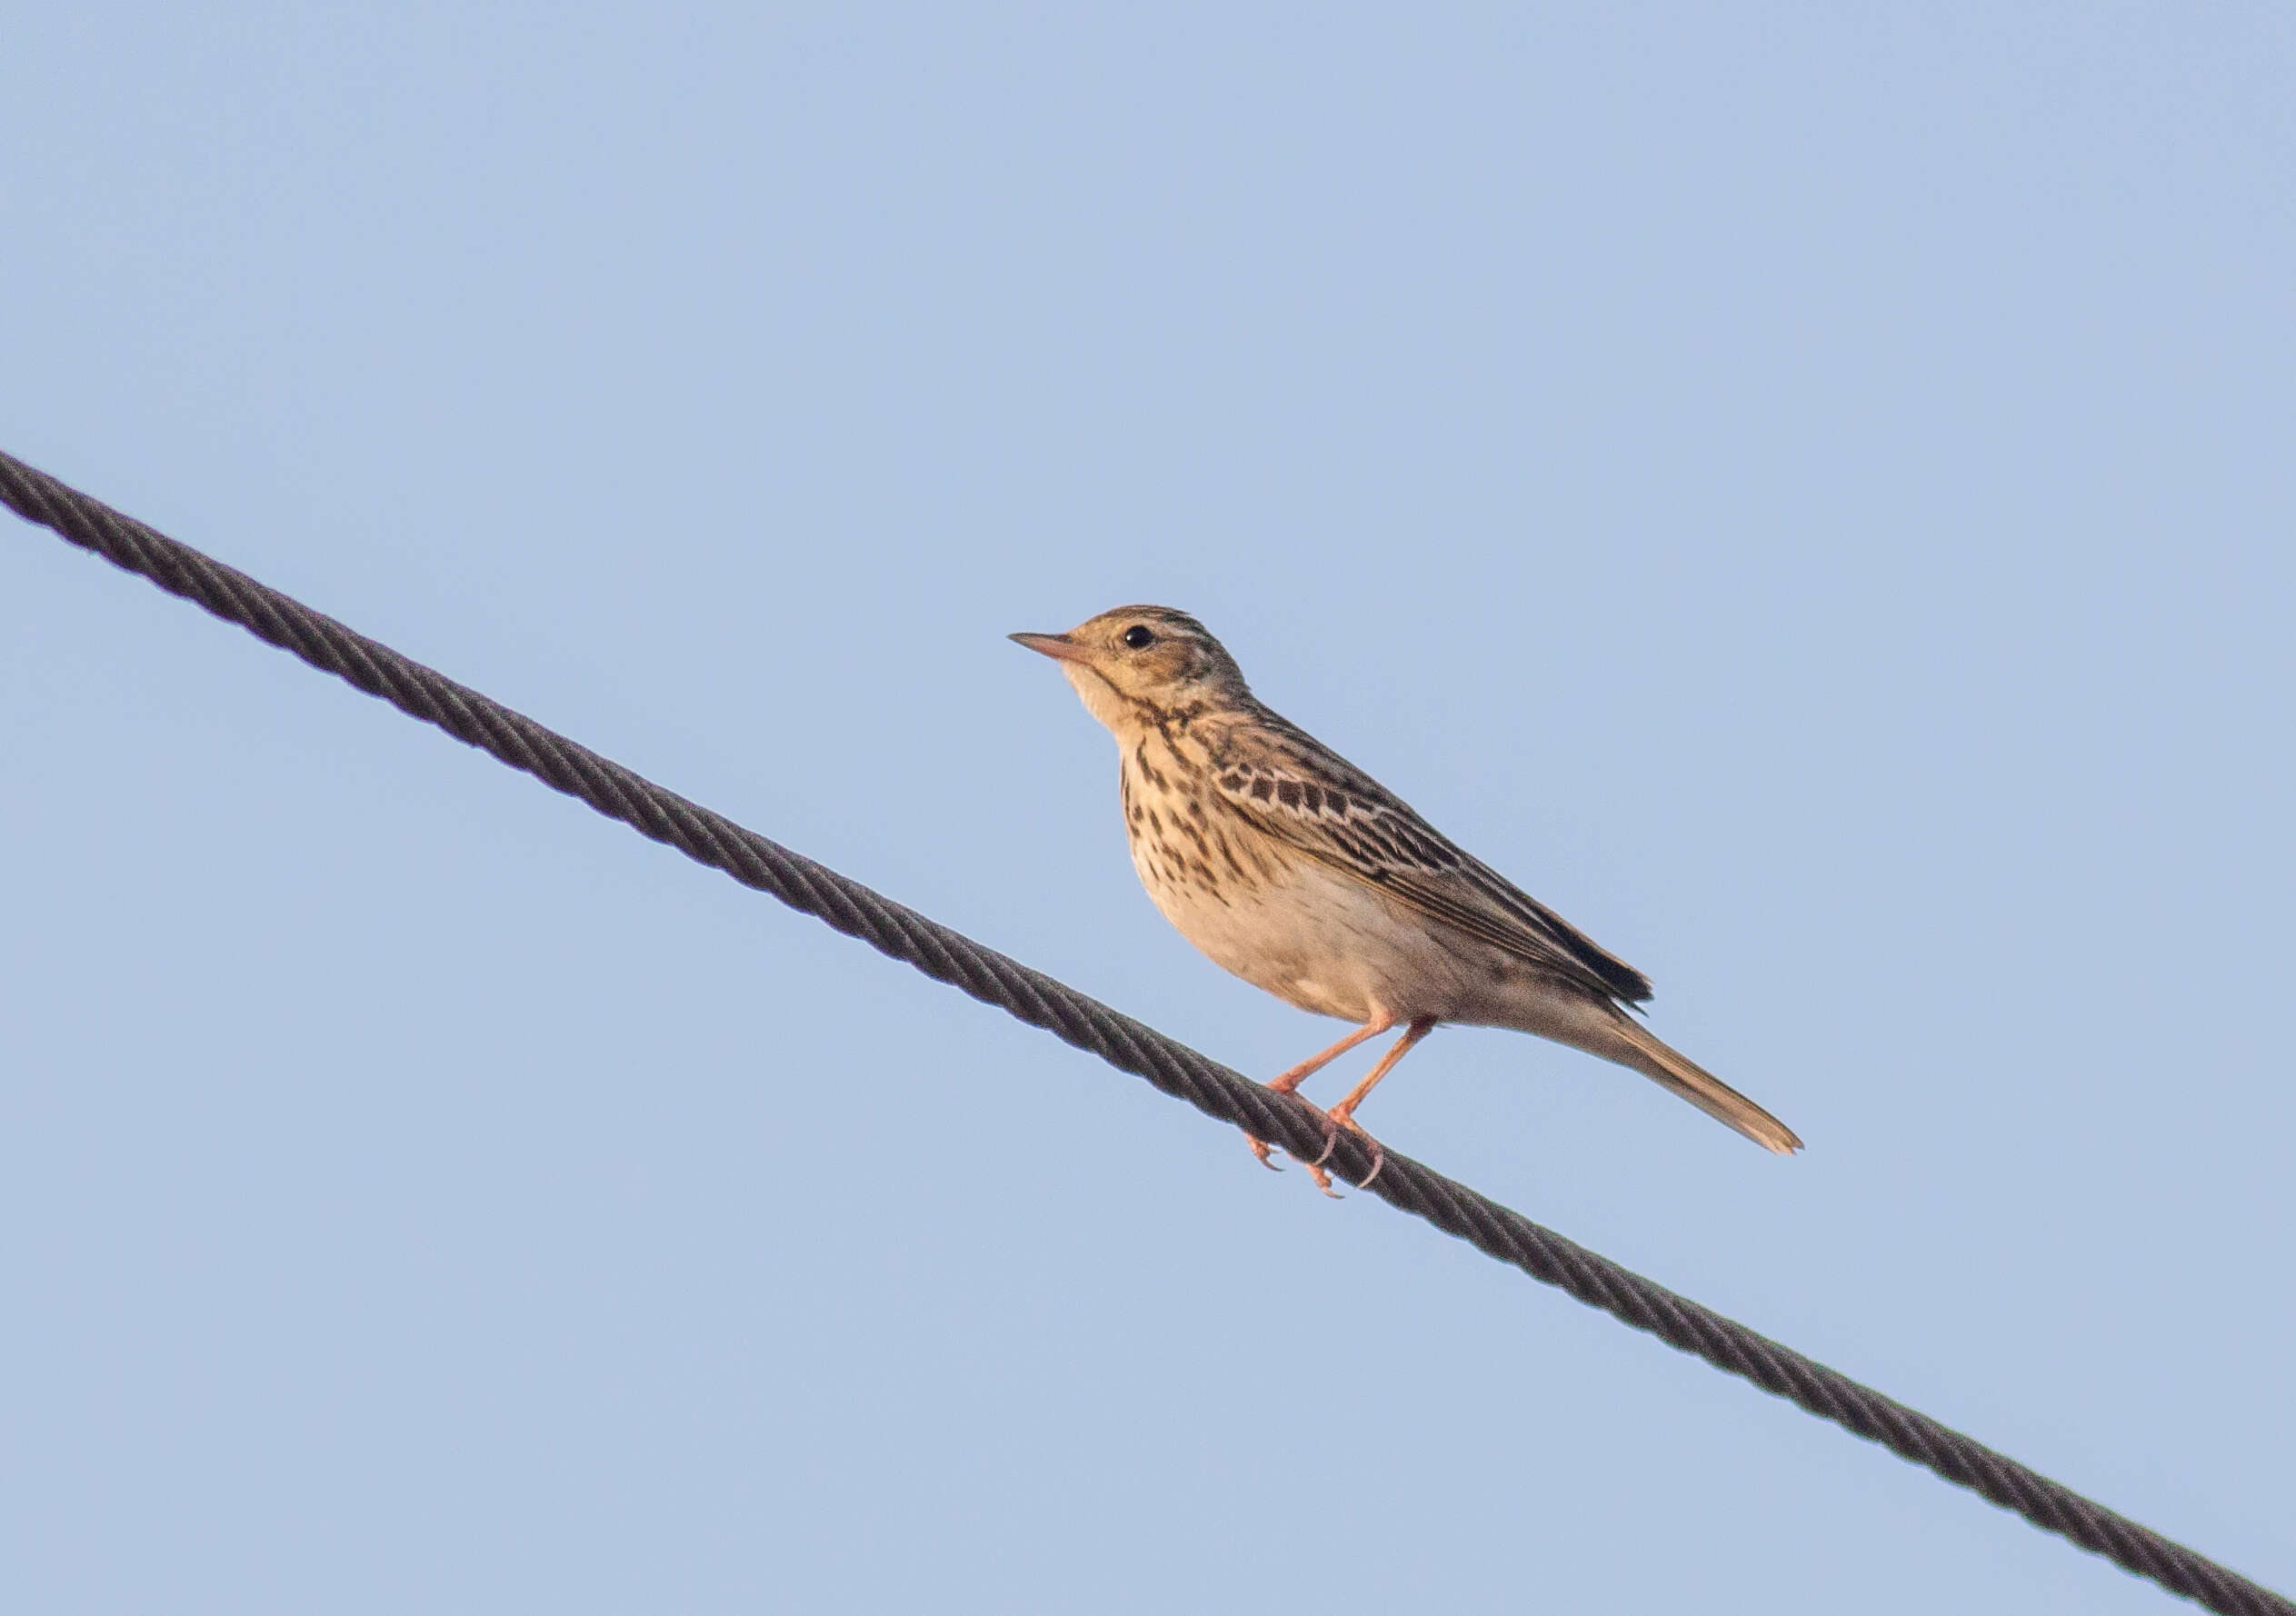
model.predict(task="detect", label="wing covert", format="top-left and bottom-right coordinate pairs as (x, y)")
top-left (1208, 743), bottom-right (1653, 1005)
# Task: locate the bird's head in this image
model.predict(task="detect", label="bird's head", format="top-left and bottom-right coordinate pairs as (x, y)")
top-left (1010, 605), bottom-right (1252, 733)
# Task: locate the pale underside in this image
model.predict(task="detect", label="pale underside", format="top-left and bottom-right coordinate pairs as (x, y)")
top-left (1133, 826), bottom-right (1632, 1049)
top-left (1083, 666), bottom-right (1649, 1046)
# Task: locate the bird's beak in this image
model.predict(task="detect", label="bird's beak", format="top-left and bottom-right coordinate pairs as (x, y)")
top-left (1009, 631), bottom-right (1092, 665)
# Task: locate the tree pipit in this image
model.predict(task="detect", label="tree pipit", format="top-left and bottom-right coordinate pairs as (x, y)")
top-left (1013, 606), bottom-right (1801, 1195)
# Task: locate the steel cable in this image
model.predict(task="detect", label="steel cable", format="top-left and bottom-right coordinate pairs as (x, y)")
top-left (3, 445), bottom-right (2285, 1616)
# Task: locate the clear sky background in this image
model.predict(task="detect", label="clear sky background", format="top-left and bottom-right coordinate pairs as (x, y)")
top-left (4, 5), bottom-right (2291, 1612)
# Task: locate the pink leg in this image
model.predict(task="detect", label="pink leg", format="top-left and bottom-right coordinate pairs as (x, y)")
top-left (1244, 1015), bottom-right (1398, 1188)
top-left (1268, 1016), bottom-right (1398, 1094)
top-left (1314, 1017), bottom-right (1439, 1191)
top-left (1329, 1016), bottom-right (1438, 1126)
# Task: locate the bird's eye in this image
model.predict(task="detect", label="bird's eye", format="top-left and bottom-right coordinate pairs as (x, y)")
top-left (1122, 625), bottom-right (1155, 650)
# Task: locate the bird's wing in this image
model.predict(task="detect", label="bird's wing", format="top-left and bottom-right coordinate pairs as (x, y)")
top-left (1208, 718), bottom-right (1654, 1006)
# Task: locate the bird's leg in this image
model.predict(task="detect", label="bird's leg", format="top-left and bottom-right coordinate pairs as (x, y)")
top-left (1266, 1016), bottom-right (1398, 1094)
top-left (1311, 1016), bottom-right (1439, 1191)
top-left (1243, 1015), bottom-right (1397, 1189)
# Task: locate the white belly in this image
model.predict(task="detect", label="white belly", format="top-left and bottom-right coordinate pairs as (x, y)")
top-left (1134, 840), bottom-right (1488, 1024)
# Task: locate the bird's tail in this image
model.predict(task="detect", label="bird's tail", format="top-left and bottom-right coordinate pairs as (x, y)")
top-left (1600, 1017), bottom-right (1802, 1155)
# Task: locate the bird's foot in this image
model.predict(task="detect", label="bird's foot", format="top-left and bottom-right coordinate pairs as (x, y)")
top-left (1244, 1126), bottom-right (1343, 1196)
top-left (1296, 1146), bottom-right (1343, 1198)
top-left (1311, 1107), bottom-right (1387, 1192)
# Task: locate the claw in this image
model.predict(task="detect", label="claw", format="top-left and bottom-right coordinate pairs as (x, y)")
top-left (1320, 1107), bottom-right (1387, 1192)
top-left (1356, 1140), bottom-right (1388, 1191)
top-left (1244, 1132), bottom-right (1284, 1172)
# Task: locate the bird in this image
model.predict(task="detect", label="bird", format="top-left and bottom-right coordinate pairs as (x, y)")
top-left (1011, 604), bottom-right (1801, 1195)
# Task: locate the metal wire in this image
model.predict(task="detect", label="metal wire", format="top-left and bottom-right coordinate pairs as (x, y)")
top-left (4, 445), bottom-right (2284, 1616)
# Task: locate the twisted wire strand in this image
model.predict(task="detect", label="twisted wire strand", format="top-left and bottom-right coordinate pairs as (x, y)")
top-left (4, 446), bottom-right (2284, 1616)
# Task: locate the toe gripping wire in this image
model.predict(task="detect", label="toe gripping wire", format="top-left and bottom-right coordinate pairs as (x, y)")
top-left (2, 446), bottom-right (2286, 1616)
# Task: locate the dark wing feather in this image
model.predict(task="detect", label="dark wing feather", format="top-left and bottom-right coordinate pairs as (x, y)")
top-left (1209, 715), bottom-right (1654, 1005)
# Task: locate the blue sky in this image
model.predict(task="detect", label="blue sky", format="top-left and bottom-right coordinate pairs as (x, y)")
top-left (4, 5), bottom-right (2291, 1611)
